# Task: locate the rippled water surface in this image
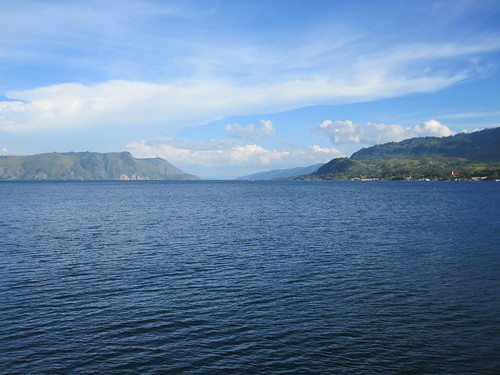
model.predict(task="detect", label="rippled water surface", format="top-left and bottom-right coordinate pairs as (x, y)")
top-left (1, 181), bottom-right (499, 374)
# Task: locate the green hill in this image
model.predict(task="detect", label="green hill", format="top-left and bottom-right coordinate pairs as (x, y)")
top-left (0, 152), bottom-right (200, 180)
top-left (309, 127), bottom-right (500, 180)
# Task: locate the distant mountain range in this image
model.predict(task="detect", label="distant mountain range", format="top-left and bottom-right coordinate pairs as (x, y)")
top-left (0, 152), bottom-right (199, 180)
top-left (307, 127), bottom-right (500, 180)
top-left (236, 164), bottom-right (322, 180)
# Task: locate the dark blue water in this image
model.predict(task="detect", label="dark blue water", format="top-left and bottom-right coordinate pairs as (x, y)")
top-left (1, 181), bottom-right (499, 374)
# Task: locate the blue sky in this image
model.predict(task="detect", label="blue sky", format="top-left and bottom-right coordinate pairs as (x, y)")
top-left (1, 0), bottom-right (499, 178)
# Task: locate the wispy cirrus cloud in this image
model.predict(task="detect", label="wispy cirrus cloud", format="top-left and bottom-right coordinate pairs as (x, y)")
top-left (435, 110), bottom-right (500, 119)
top-left (1, 0), bottom-right (499, 135)
top-left (2, 23), bottom-right (499, 134)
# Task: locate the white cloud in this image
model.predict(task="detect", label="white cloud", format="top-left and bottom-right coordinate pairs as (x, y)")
top-left (127, 139), bottom-right (282, 167)
top-left (228, 144), bottom-right (287, 166)
top-left (309, 145), bottom-right (343, 156)
top-left (364, 122), bottom-right (413, 144)
top-left (0, 71), bottom-right (470, 134)
top-left (313, 119), bottom-right (455, 145)
top-left (412, 119), bottom-right (455, 136)
top-left (317, 120), bottom-right (362, 143)
top-left (1, 148), bottom-right (9, 154)
top-left (226, 120), bottom-right (276, 141)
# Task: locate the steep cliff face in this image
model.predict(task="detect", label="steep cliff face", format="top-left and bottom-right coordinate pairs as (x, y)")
top-left (0, 152), bottom-right (200, 180)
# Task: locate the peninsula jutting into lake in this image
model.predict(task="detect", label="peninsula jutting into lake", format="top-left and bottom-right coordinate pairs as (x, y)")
top-left (301, 127), bottom-right (500, 181)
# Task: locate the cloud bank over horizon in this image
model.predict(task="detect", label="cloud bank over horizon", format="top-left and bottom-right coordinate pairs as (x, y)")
top-left (126, 130), bottom-right (343, 171)
top-left (125, 118), bottom-right (458, 177)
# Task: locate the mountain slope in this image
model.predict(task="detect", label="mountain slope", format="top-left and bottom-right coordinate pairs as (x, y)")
top-left (0, 152), bottom-right (200, 180)
top-left (309, 127), bottom-right (500, 180)
top-left (351, 127), bottom-right (500, 161)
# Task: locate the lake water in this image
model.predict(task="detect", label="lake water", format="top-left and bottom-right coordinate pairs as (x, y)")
top-left (1, 181), bottom-right (499, 374)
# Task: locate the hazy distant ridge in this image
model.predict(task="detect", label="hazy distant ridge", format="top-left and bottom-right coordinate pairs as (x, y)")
top-left (0, 152), bottom-right (199, 180)
top-left (236, 164), bottom-right (322, 180)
